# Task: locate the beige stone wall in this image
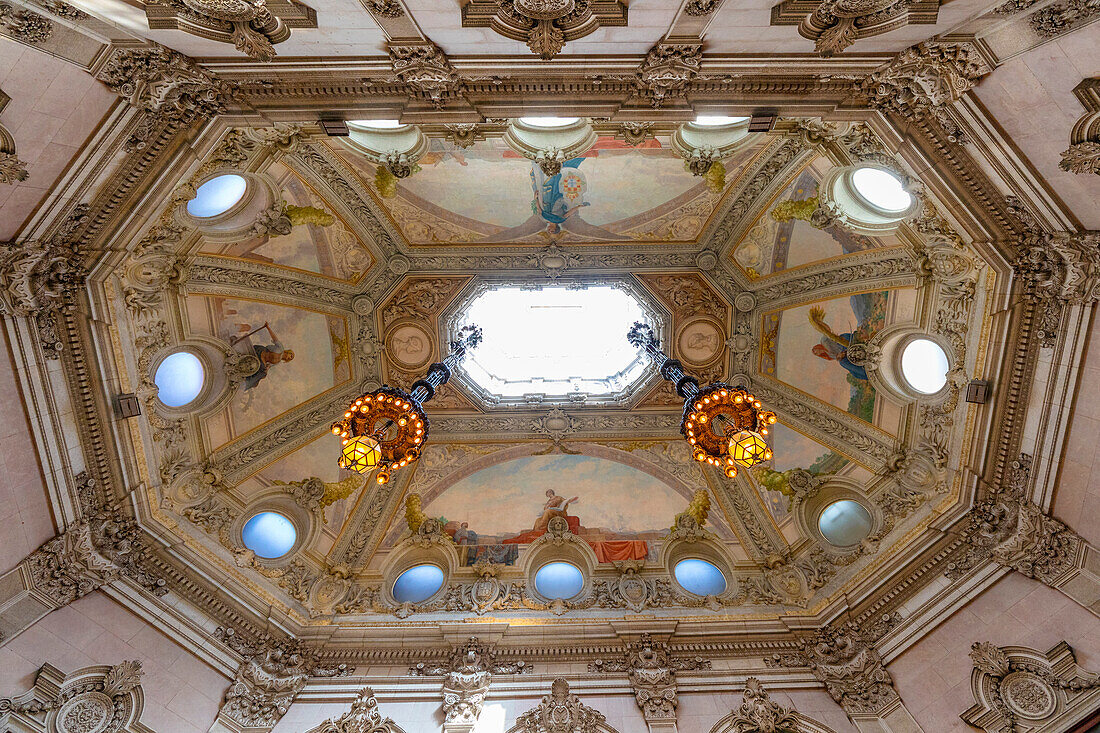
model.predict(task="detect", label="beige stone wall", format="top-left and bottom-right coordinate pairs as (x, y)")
top-left (890, 572), bottom-right (1100, 732)
top-left (1054, 311), bottom-right (1100, 546)
top-left (0, 38), bottom-right (117, 240)
top-left (0, 590), bottom-right (229, 733)
top-left (0, 326), bottom-right (55, 572)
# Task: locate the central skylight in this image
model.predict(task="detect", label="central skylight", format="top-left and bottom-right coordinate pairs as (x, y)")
top-left (457, 284), bottom-right (651, 402)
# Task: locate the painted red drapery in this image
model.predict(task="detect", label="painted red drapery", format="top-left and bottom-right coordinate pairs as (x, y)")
top-left (586, 539), bottom-right (648, 563)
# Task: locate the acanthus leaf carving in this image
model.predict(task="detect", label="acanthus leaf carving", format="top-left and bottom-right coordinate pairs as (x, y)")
top-left (515, 678), bottom-right (607, 733)
top-left (409, 637), bottom-right (530, 727)
top-left (461, 0), bottom-right (626, 60)
top-left (859, 40), bottom-right (992, 145)
top-left (0, 2), bottom-right (52, 43)
top-left (588, 633), bottom-right (711, 721)
top-left (389, 42), bottom-right (463, 108)
top-left (635, 42), bottom-right (703, 108)
top-left (312, 687), bottom-right (404, 733)
top-left (728, 677), bottom-right (802, 733)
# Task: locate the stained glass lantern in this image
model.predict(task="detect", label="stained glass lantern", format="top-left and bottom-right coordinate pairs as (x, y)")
top-left (338, 435), bottom-right (383, 475)
top-left (729, 430), bottom-right (771, 469)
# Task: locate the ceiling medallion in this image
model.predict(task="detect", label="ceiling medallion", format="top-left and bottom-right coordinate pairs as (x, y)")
top-left (332, 325), bottom-right (482, 484)
top-left (461, 0), bottom-right (627, 60)
top-left (628, 323), bottom-right (776, 477)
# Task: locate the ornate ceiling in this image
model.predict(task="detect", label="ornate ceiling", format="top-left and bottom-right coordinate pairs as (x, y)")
top-left (0, 0), bottom-right (1098, 730)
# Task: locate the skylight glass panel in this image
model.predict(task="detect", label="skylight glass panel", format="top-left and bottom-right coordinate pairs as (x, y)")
top-left (241, 512), bottom-right (297, 559)
top-left (459, 285), bottom-right (650, 399)
top-left (186, 174), bottom-right (247, 218)
top-left (851, 167), bottom-right (912, 212)
top-left (154, 351), bottom-right (205, 407)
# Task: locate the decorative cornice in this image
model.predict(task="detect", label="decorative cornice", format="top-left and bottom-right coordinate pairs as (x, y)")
top-left (859, 40), bottom-right (992, 144)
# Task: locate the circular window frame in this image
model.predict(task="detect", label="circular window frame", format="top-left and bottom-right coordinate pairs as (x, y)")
top-left (179, 172), bottom-right (257, 226)
top-left (660, 535), bottom-right (736, 600)
top-left (846, 166), bottom-right (914, 216)
top-left (235, 498), bottom-right (310, 566)
top-left (687, 115), bottom-right (751, 132)
top-left (897, 334), bottom-right (952, 397)
top-left (390, 562), bottom-right (448, 605)
top-left (819, 163), bottom-right (920, 235)
top-left (799, 483), bottom-right (878, 552)
top-left (511, 116), bottom-right (588, 133)
top-left (672, 556), bottom-right (729, 598)
top-left (150, 347), bottom-right (213, 412)
top-left (532, 560), bottom-right (587, 601)
top-left (868, 326), bottom-right (956, 404)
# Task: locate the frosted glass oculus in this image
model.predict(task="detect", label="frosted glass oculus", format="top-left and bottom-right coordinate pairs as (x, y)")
top-left (241, 512), bottom-right (297, 559)
top-left (851, 167), bottom-right (912, 212)
top-left (153, 351), bottom-right (205, 407)
top-left (901, 338), bottom-right (950, 394)
top-left (392, 564), bottom-right (445, 603)
top-left (673, 558), bottom-right (727, 596)
top-left (818, 500), bottom-right (873, 546)
top-left (534, 562), bottom-right (584, 599)
top-left (186, 174), bottom-right (247, 218)
top-left (693, 116), bottom-right (750, 127)
top-left (458, 285), bottom-right (649, 399)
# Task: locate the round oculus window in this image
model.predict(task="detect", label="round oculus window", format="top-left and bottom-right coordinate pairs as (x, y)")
top-left (850, 167), bottom-right (912, 212)
top-left (518, 117), bottom-right (580, 128)
top-left (693, 115), bottom-right (750, 126)
top-left (818, 499), bottom-right (873, 546)
top-left (900, 338), bottom-right (950, 395)
top-left (674, 558), bottom-right (727, 596)
top-left (186, 174), bottom-right (248, 218)
top-left (241, 511), bottom-right (297, 559)
top-left (153, 351), bottom-right (205, 407)
top-left (392, 564), bottom-right (445, 604)
top-left (534, 561), bottom-right (584, 599)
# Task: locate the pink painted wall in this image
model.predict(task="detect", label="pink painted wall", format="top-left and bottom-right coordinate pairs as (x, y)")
top-left (1054, 310), bottom-right (1100, 546)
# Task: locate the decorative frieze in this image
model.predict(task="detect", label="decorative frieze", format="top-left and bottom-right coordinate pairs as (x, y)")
top-left (460, 0), bottom-right (628, 60)
top-left (963, 641), bottom-right (1100, 732)
top-left (1061, 78), bottom-right (1100, 176)
top-left (588, 633), bottom-right (711, 722)
top-left (0, 2), bottom-right (52, 43)
top-left (860, 40), bottom-right (992, 144)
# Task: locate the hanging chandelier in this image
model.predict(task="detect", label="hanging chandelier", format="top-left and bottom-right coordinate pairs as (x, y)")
top-left (627, 322), bottom-right (776, 478)
top-left (332, 325), bottom-right (482, 485)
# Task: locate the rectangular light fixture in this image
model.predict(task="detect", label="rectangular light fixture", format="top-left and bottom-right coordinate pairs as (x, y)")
top-left (117, 393), bottom-right (142, 418)
top-left (749, 112), bottom-right (778, 133)
top-left (320, 120), bottom-right (349, 136)
top-left (965, 380), bottom-right (990, 404)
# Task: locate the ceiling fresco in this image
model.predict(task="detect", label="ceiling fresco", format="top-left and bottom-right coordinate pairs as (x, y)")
top-left (185, 294), bottom-right (352, 448)
top-left (762, 287), bottom-right (917, 432)
top-left (198, 161), bottom-right (374, 282)
top-left (732, 155), bottom-right (903, 280)
top-left (332, 134), bottom-right (768, 247)
top-left (74, 117), bottom-right (1002, 637)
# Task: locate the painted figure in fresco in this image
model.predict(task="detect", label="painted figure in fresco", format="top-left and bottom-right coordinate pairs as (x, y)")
top-left (232, 322), bottom-right (296, 391)
top-left (533, 489), bottom-right (580, 533)
top-left (482, 159), bottom-right (629, 242)
top-left (808, 305), bottom-right (868, 381)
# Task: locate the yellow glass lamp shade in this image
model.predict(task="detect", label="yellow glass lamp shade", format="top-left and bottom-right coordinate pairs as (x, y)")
top-left (338, 435), bottom-right (383, 474)
top-left (729, 430), bottom-right (772, 469)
